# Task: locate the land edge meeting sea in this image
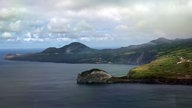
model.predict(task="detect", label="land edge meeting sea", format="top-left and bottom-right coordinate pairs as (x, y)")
top-left (76, 68), bottom-right (192, 85)
top-left (4, 37), bottom-right (192, 85)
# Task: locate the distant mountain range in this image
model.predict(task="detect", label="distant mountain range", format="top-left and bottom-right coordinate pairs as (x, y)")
top-left (5, 37), bottom-right (192, 65)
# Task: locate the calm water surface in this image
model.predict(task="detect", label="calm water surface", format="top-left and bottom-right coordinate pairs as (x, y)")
top-left (0, 49), bottom-right (192, 108)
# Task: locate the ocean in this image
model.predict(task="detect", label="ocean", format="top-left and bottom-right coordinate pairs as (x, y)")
top-left (0, 49), bottom-right (192, 108)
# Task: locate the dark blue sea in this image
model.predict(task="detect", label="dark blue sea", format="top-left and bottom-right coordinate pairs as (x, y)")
top-left (0, 49), bottom-right (192, 108)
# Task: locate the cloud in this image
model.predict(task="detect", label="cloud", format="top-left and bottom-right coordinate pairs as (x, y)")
top-left (46, 0), bottom-right (192, 34)
top-left (1, 32), bottom-right (12, 39)
top-left (0, 8), bottom-right (27, 19)
top-left (55, 0), bottom-right (75, 9)
top-left (0, 21), bottom-right (5, 30)
top-left (47, 18), bottom-right (71, 33)
top-left (73, 20), bottom-right (93, 32)
top-left (131, 1), bottom-right (192, 34)
top-left (23, 32), bottom-right (44, 42)
top-left (56, 37), bottom-right (72, 42)
top-left (0, 0), bottom-right (192, 48)
top-left (9, 20), bottom-right (22, 32)
top-left (114, 25), bottom-right (129, 31)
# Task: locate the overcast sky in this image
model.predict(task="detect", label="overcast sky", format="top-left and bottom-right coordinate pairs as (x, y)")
top-left (0, 0), bottom-right (192, 49)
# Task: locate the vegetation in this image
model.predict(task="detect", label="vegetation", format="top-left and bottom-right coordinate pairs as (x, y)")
top-left (79, 68), bottom-right (105, 77)
top-left (6, 38), bottom-right (192, 67)
top-left (128, 47), bottom-right (192, 80)
top-left (5, 37), bottom-right (192, 83)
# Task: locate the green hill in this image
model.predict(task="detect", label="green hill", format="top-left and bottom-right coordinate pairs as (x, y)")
top-left (5, 38), bottom-right (192, 66)
top-left (128, 46), bottom-right (192, 80)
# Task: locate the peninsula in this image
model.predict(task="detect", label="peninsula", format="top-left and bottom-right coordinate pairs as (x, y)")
top-left (5, 38), bottom-right (192, 85)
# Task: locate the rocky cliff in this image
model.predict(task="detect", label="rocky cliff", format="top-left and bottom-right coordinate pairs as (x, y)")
top-left (77, 68), bottom-right (131, 84)
top-left (77, 69), bottom-right (112, 84)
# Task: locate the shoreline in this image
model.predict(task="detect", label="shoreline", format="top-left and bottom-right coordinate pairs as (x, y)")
top-left (77, 76), bottom-right (192, 85)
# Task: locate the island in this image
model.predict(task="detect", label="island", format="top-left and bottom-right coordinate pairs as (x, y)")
top-left (77, 38), bottom-right (192, 85)
top-left (5, 37), bottom-right (192, 85)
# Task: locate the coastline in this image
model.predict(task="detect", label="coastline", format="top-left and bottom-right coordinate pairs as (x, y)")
top-left (78, 78), bottom-right (192, 85)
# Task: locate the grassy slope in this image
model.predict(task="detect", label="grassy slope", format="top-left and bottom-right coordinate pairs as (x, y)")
top-left (128, 47), bottom-right (192, 79)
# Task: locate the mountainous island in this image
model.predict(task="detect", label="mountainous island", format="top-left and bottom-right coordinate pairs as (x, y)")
top-left (5, 37), bottom-right (185, 64)
top-left (5, 38), bottom-right (192, 84)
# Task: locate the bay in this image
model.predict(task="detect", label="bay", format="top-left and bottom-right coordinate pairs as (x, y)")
top-left (0, 49), bottom-right (192, 108)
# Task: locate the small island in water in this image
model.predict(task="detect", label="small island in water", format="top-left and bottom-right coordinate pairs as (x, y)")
top-left (5, 38), bottom-right (192, 85)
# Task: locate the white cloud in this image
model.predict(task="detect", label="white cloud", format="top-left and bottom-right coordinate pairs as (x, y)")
top-left (25, 32), bottom-right (32, 37)
top-left (0, 21), bottom-right (5, 30)
top-left (128, 1), bottom-right (192, 33)
top-left (79, 36), bottom-right (113, 42)
top-left (79, 37), bottom-right (91, 41)
top-left (0, 0), bottom-right (192, 47)
top-left (0, 8), bottom-right (27, 19)
top-left (56, 0), bottom-right (75, 9)
top-left (22, 32), bottom-right (44, 42)
top-left (115, 25), bottom-right (129, 31)
top-left (33, 27), bottom-right (44, 33)
top-left (47, 18), bottom-right (71, 33)
top-left (56, 37), bottom-right (72, 42)
top-left (98, 8), bottom-right (121, 21)
top-left (74, 20), bottom-right (93, 32)
top-left (9, 20), bottom-right (22, 32)
top-left (1, 32), bottom-right (12, 39)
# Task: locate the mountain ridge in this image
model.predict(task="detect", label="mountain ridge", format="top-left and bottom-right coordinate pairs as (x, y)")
top-left (5, 37), bottom-right (192, 65)
top-left (42, 42), bottom-right (96, 54)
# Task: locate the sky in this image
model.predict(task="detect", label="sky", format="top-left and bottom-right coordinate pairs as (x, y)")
top-left (0, 0), bottom-right (192, 49)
